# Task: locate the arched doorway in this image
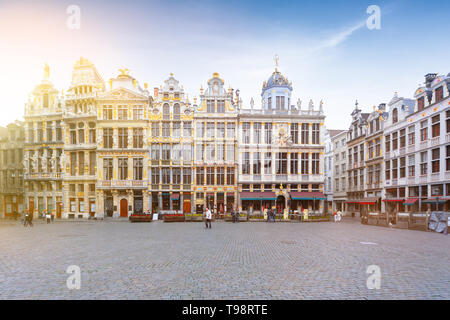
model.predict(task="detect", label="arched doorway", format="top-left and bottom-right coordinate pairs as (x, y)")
top-left (120, 198), bottom-right (128, 218)
top-left (276, 195), bottom-right (285, 211)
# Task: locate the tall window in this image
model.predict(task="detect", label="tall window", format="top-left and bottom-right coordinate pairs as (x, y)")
top-left (392, 108), bottom-right (398, 123)
top-left (70, 124), bottom-right (76, 144)
top-left (408, 125), bottom-right (415, 146)
top-left (312, 123), bottom-right (320, 144)
top-left (392, 158), bottom-right (398, 179)
top-left (196, 167), bottom-right (204, 185)
top-left (206, 143), bottom-right (215, 161)
top-left (133, 128), bottom-right (143, 148)
top-left (267, 97), bottom-right (272, 110)
top-left (226, 144), bottom-right (234, 161)
top-left (264, 123), bottom-right (272, 144)
top-left (385, 161), bottom-right (390, 180)
top-left (446, 145), bottom-right (450, 171)
top-left (408, 155), bottom-right (415, 177)
top-left (227, 123), bottom-right (235, 138)
top-left (227, 168), bottom-right (235, 185)
top-left (312, 153), bottom-right (319, 174)
top-left (447, 110), bottom-right (450, 133)
top-left (133, 106), bottom-right (144, 120)
top-left (103, 105), bottom-right (113, 120)
top-left (152, 122), bottom-right (160, 137)
top-left (133, 158), bottom-right (143, 180)
top-left (43, 93), bottom-right (49, 108)
top-left (217, 143), bottom-right (225, 161)
top-left (431, 115), bottom-right (440, 138)
top-left (301, 123), bottom-right (309, 144)
top-left (301, 153), bottom-right (309, 174)
top-left (385, 134), bottom-right (390, 152)
top-left (217, 100), bottom-right (225, 113)
top-left (183, 144), bottom-right (192, 162)
top-left (89, 122), bottom-right (96, 144)
top-left (420, 151), bottom-right (427, 175)
top-left (196, 123), bottom-right (204, 138)
top-left (290, 123), bottom-right (298, 144)
top-left (196, 144), bottom-right (204, 161)
top-left (375, 138), bottom-right (381, 157)
top-left (290, 153), bottom-right (298, 174)
top-left (89, 151), bottom-right (95, 175)
top-left (173, 104), bottom-right (180, 120)
top-left (435, 86), bottom-right (443, 103)
top-left (206, 123), bottom-right (215, 138)
top-left (254, 123), bottom-right (261, 144)
top-left (162, 122), bottom-right (170, 137)
top-left (183, 168), bottom-right (191, 184)
top-left (163, 104), bottom-right (170, 120)
top-left (432, 148), bottom-right (440, 173)
top-left (118, 158), bottom-right (128, 180)
top-left (173, 122), bottom-right (181, 138)
top-left (217, 123), bottom-right (225, 139)
top-left (183, 122), bottom-right (191, 137)
top-left (207, 100), bottom-right (215, 113)
top-left (417, 97), bottom-right (425, 111)
top-left (103, 128), bottom-right (113, 148)
top-left (103, 158), bottom-right (113, 180)
top-left (118, 106), bottom-right (128, 120)
top-left (118, 128), bottom-right (128, 148)
top-left (399, 157), bottom-right (406, 178)
top-left (151, 144), bottom-right (160, 160)
top-left (216, 167), bottom-right (225, 185)
top-left (264, 152), bottom-right (272, 174)
top-left (161, 168), bottom-right (170, 184)
top-left (172, 168), bottom-right (181, 185)
top-left (276, 152), bottom-right (287, 174)
top-left (206, 167), bottom-right (214, 185)
top-left (242, 152), bottom-right (250, 174)
top-left (253, 152), bottom-right (261, 174)
top-left (399, 129), bottom-right (406, 148)
top-left (77, 123), bottom-right (85, 144)
top-left (242, 122), bottom-right (250, 144)
top-left (161, 144), bottom-right (170, 160)
top-left (46, 121), bottom-right (53, 142)
top-left (151, 168), bottom-right (159, 184)
top-left (420, 120), bottom-right (428, 141)
top-left (392, 132), bottom-right (398, 150)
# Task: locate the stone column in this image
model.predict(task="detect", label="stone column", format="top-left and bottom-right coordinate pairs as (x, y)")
top-left (143, 191), bottom-right (149, 213)
top-left (127, 189), bottom-right (133, 216)
top-left (112, 190), bottom-right (119, 218)
top-left (96, 190), bottom-right (104, 219)
top-left (84, 182), bottom-right (89, 218)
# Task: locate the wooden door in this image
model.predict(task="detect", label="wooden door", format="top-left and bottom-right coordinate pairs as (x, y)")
top-left (29, 199), bottom-right (34, 216)
top-left (183, 199), bottom-right (191, 214)
top-left (120, 199), bottom-right (128, 217)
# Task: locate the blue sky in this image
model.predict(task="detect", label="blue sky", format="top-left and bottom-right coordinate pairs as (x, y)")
top-left (0, 0), bottom-right (449, 129)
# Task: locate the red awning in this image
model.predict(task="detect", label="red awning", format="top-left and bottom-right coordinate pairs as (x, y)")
top-left (359, 197), bottom-right (380, 205)
top-left (403, 198), bottom-right (418, 205)
top-left (383, 198), bottom-right (404, 202)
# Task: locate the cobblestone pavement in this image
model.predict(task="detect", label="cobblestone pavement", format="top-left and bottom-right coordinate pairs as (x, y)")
top-left (0, 218), bottom-right (449, 300)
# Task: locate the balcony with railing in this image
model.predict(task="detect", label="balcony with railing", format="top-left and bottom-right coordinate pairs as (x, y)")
top-left (419, 139), bottom-right (429, 150)
top-left (98, 180), bottom-right (148, 188)
top-left (446, 133), bottom-right (450, 143)
top-left (431, 136), bottom-right (440, 147)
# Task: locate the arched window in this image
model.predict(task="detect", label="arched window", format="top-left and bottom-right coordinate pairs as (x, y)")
top-left (163, 103), bottom-right (170, 120)
top-left (173, 103), bottom-right (180, 120)
top-left (392, 108), bottom-right (398, 123)
top-left (43, 93), bottom-right (49, 108)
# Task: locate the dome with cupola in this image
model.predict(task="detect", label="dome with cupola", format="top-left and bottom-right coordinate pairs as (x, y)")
top-left (261, 68), bottom-right (292, 95)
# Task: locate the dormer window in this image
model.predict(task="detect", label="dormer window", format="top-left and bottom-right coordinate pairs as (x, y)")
top-left (164, 94), bottom-right (169, 99)
top-left (435, 86), bottom-right (443, 103)
top-left (392, 108), bottom-right (398, 123)
top-left (417, 97), bottom-right (425, 111)
top-left (174, 93), bottom-right (179, 99)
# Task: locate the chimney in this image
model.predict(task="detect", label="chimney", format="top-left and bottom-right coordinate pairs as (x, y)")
top-left (425, 73), bottom-right (437, 87)
top-left (154, 87), bottom-right (159, 98)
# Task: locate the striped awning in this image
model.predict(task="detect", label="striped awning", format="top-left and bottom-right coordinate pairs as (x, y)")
top-left (290, 192), bottom-right (326, 200)
top-left (240, 192), bottom-right (277, 201)
top-left (403, 198), bottom-right (418, 205)
top-left (359, 197), bottom-right (379, 205)
top-left (422, 197), bottom-right (448, 204)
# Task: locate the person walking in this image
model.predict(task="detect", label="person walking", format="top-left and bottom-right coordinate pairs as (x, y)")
top-left (45, 211), bottom-right (51, 224)
top-left (231, 206), bottom-right (236, 223)
top-left (205, 207), bottom-right (212, 229)
top-left (337, 210), bottom-right (342, 222)
top-left (333, 210), bottom-right (338, 222)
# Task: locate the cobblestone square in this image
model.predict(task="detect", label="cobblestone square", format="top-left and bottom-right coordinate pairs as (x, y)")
top-left (0, 218), bottom-right (449, 299)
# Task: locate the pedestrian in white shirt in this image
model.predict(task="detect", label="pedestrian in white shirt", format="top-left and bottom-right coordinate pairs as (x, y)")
top-left (205, 207), bottom-right (212, 229)
top-left (337, 210), bottom-right (342, 222)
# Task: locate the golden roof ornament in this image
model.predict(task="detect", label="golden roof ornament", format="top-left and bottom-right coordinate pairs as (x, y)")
top-left (44, 63), bottom-right (50, 80)
top-left (119, 68), bottom-right (130, 76)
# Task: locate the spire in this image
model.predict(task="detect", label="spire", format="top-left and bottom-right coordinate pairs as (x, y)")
top-left (44, 63), bottom-right (50, 80)
top-left (274, 54), bottom-right (279, 72)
